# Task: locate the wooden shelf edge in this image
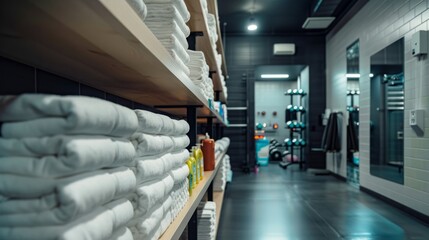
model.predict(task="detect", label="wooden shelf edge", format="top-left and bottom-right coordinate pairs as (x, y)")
top-left (214, 190), bottom-right (225, 239)
top-left (159, 149), bottom-right (224, 240)
top-left (0, 0), bottom-right (219, 113)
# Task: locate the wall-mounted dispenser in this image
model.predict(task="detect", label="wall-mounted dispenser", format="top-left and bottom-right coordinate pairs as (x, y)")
top-left (411, 31), bottom-right (428, 56)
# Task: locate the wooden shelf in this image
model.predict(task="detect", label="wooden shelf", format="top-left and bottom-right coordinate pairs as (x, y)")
top-left (185, 0), bottom-right (227, 103)
top-left (159, 146), bottom-right (227, 240)
top-left (207, 0), bottom-right (228, 78)
top-left (214, 190), bottom-right (225, 239)
top-left (0, 0), bottom-right (225, 122)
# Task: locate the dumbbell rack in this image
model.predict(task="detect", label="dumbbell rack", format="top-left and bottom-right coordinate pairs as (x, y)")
top-left (279, 89), bottom-right (306, 170)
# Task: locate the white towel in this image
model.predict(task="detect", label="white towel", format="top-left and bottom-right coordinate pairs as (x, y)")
top-left (144, 0), bottom-right (190, 21)
top-left (135, 149), bottom-right (189, 184)
top-left (0, 168), bottom-right (136, 226)
top-left (126, 0), bottom-right (147, 21)
top-left (170, 49), bottom-right (191, 76)
top-left (131, 133), bottom-right (173, 156)
top-left (108, 227), bottom-right (134, 240)
top-left (170, 164), bottom-right (190, 183)
top-left (132, 133), bottom-right (190, 157)
top-left (0, 94), bottom-right (138, 138)
top-left (155, 209), bottom-right (173, 239)
top-left (159, 34), bottom-right (190, 64)
top-left (130, 195), bottom-right (173, 239)
top-left (145, 17), bottom-right (190, 37)
top-left (0, 198), bottom-right (134, 240)
top-left (151, 21), bottom-right (188, 50)
top-left (134, 174), bottom-right (174, 217)
top-left (0, 136), bottom-right (135, 177)
top-left (134, 110), bottom-right (189, 136)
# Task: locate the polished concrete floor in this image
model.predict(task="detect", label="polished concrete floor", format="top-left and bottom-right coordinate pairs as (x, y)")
top-left (217, 163), bottom-right (429, 240)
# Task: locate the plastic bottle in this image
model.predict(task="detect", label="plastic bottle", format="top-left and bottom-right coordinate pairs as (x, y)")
top-left (195, 144), bottom-right (204, 180)
top-left (186, 158), bottom-right (193, 195)
top-left (189, 156), bottom-right (197, 188)
top-left (192, 147), bottom-right (200, 185)
top-left (202, 133), bottom-right (215, 171)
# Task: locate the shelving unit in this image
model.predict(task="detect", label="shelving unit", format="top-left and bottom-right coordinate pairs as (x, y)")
top-left (185, 0), bottom-right (227, 103)
top-left (0, 0), bottom-right (226, 123)
top-left (280, 90), bottom-right (307, 170)
top-left (159, 147), bottom-right (227, 240)
top-left (1, 1), bottom-right (229, 240)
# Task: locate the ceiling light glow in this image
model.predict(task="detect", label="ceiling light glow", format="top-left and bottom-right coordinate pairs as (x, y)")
top-left (346, 73), bottom-right (360, 78)
top-left (261, 74), bottom-right (289, 79)
top-left (247, 23), bottom-right (258, 31)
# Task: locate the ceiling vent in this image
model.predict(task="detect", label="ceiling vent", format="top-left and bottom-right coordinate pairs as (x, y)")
top-left (302, 17), bottom-right (335, 29)
top-left (273, 43), bottom-right (295, 55)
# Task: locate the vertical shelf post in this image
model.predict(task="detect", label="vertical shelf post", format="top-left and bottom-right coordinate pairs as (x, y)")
top-left (207, 117), bottom-right (213, 138)
top-left (188, 210), bottom-right (198, 240)
top-left (187, 106), bottom-right (198, 240)
top-left (187, 106), bottom-right (197, 149)
top-left (187, 32), bottom-right (204, 50)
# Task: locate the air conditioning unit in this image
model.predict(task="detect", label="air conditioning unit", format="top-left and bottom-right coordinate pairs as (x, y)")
top-left (273, 43), bottom-right (295, 55)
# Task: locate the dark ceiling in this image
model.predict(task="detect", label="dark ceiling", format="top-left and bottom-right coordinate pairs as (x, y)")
top-left (218, 0), bottom-right (359, 35)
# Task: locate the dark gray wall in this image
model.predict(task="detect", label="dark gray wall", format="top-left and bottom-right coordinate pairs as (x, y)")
top-left (0, 56), bottom-right (175, 116)
top-left (224, 35), bottom-right (327, 170)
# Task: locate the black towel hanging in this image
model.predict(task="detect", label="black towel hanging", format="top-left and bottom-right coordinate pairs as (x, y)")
top-left (321, 112), bottom-right (341, 152)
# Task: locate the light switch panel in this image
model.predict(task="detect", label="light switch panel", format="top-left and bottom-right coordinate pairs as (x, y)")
top-left (410, 109), bottom-right (425, 132)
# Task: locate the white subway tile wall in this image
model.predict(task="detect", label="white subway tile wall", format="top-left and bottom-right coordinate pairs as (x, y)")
top-left (326, 0), bottom-right (429, 215)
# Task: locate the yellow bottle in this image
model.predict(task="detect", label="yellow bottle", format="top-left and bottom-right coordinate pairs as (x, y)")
top-left (195, 145), bottom-right (204, 180)
top-left (186, 158), bottom-right (193, 195)
top-left (192, 147), bottom-right (200, 184)
top-left (189, 156), bottom-right (197, 188)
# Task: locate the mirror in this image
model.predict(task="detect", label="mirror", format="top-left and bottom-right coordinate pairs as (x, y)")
top-left (370, 38), bottom-right (404, 184)
top-left (346, 40), bottom-right (360, 186)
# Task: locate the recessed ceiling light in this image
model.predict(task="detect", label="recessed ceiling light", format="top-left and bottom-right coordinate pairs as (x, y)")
top-left (261, 74), bottom-right (289, 79)
top-left (247, 18), bottom-right (258, 31)
top-left (346, 73), bottom-right (360, 78)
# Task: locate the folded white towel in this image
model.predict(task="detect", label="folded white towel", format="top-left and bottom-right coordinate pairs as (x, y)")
top-left (132, 133), bottom-right (190, 157)
top-left (108, 227), bottom-right (134, 240)
top-left (135, 149), bottom-right (189, 184)
top-left (134, 110), bottom-right (189, 136)
top-left (130, 195), bottom-right (173, 239)
top-left (155, 208), bottom-right (173, 239)
top-left (0, 198), bottom-right (134, 240)
top-left (0, 136), bottom-right (135, 178)
top-left (146, 2), bottom-right (190, 22)
top-left (0, 167), bottom-right (136, 226)
top-left (0, 94), bottom-right (138, 138)
top-left (159, 34), bottom-right (190, 64)
top-left (170, 49), bottom-right (191, 76)
top-left (126, 0), bottom-right (147, 21)
top-left (150, 21), bottom-right (188, 50)
top-left (145, 17), bottom-right (190, 37)
top-left (170, 164), bottom-right (190, 183)
top-left (134, 174), bottom-right (174, 217)
top-left (144, 0), bottom-right (190, 21)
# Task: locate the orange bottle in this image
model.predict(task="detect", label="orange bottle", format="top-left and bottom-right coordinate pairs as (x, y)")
top-left (201, 133), bottom-right (215, 171)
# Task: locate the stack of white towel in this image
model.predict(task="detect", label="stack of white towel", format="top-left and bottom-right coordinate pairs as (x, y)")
top-left (214, 137), bottom-right (232, 191)
top-left (197, 201), bottom-right (217, 240)
top-left (143, 0), bottom-right (191, 76)
top-left (215, 137), bottom-right (230, 159)
top-left (128, 109), bottom-right (191, 240)
top-left (0, 94), bottom-right (138, 240)
top-left (187, 50), bottom-right (214, 100)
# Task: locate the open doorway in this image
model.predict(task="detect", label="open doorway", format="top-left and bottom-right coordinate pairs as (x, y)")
top-left (253, 65), bottom-right (309, 169)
